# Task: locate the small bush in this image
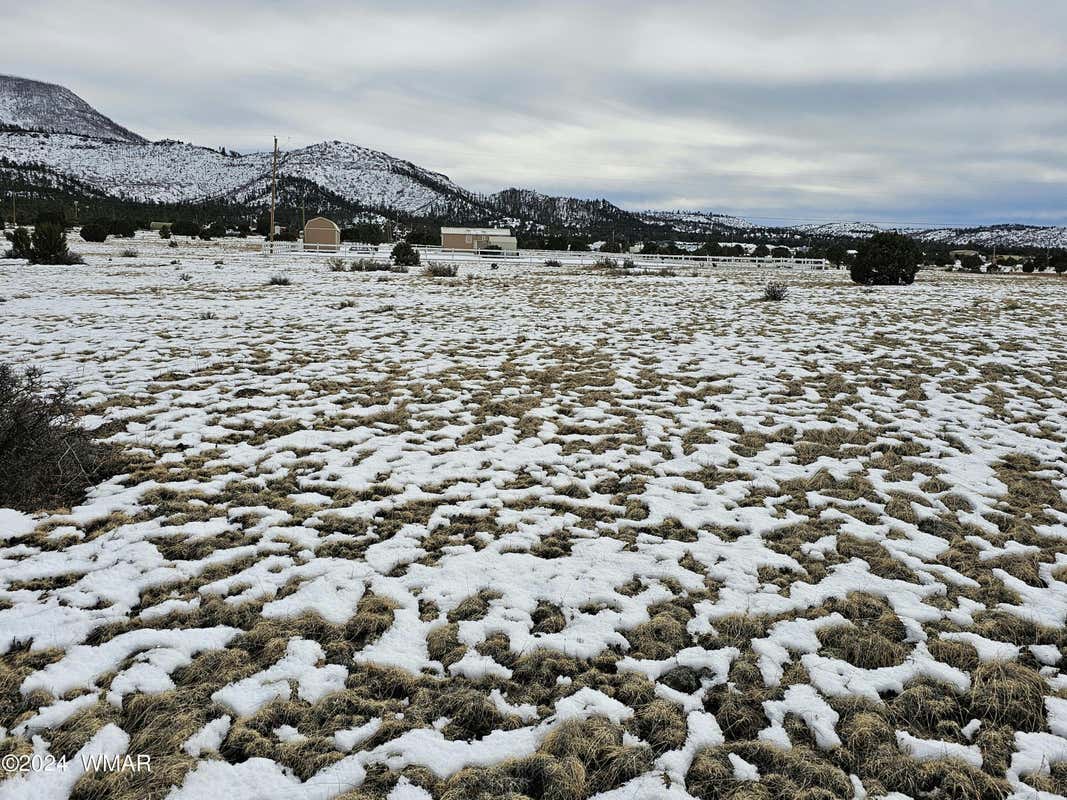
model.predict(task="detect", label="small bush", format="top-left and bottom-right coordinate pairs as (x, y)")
top-left (4, 227), bottom-right (32, 259)
top-left (351, 258), bottom-right (389, 272)
top-left (120, 248), bottom-right (139, 258)
top-left (337, 299), bottom-right (356, 309)
top-left (391, 241), bottom-right (420, 267)
top-left (544, 259), bottom-right (562, 268)
top-left (171, 220), bottom-right (201, 237)
top-left (108, 219), bottom-right (136, 238)
top-left (267, 274), bottom-right (291, 286)
top-left (424, 262), bottom-right (459, 277)
top-left (622, 258), bottom-right (636, 269)
top-left (198, 311), bottom-right (217, 320)
top-left (390, 264), bottom-right (409, 274)
top-left (79, 223), bottom-right (109, 243)
top-left (594, 257), bottom-right (619, 269)
top-left (158, 225), bottom-right (172, 239)
top-left (0, 363), bottom-right (118, 512)
top-left (179, 273), bottom-right (192, 282)
top-left (761, 281), bottom-right (788, 301)
top-left (326, 257), bottom-right (347, 272)
top-left (30, 223), bottom-right (83, 265)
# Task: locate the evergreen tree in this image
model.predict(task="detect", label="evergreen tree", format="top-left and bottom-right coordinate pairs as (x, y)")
top-left (30, 223), bottom-right (81, 264)
top-left (850, 232), bottom-right (922, 285)
top-left (5, 227), bottom-right (31, 259)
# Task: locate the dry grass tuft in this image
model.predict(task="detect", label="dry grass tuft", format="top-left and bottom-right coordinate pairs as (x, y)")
top-left (969, 660), bottom-right (1047, 729)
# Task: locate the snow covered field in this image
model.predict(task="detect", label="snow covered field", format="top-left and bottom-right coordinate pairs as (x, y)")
top-left (1, 234), bottom-right (1066, 800)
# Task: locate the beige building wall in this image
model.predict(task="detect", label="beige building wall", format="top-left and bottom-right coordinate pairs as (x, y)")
top-left (441, 227), bottom-right (516, 251)
top-left (304, 217), bottom-right (341, 250)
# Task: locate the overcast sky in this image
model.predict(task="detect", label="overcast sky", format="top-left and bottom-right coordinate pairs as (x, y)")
top-left (7, 1), bottom-right (1067, 226)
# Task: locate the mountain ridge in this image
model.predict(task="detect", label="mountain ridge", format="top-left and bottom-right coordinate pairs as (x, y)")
top-left (1, 74), bottom-right (1064, 248)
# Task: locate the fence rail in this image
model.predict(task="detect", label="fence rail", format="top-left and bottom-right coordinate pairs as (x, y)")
top-left (260, 241), bottom-right (832, 268)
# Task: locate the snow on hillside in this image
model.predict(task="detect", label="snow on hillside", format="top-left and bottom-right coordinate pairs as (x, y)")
top-left (913, 225), bottom-right (1067, 250)
top-left (489, 188), bottom-right (632, 229)
top-left (787, 221), bottom-right (884, 238)
top-left (641, 210), bottom-right (757, 233)
top-left (0, 132), bottom-right (475, 211)
top-left (0, 74), bottom-right (144, 142)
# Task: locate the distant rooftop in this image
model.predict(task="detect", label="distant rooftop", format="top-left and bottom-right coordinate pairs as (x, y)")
top-left (441, 227), bottom-right (512, 236)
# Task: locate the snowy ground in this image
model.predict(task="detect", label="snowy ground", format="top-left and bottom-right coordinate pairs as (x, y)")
top-left (1, 234), bottom-right (1066, 800)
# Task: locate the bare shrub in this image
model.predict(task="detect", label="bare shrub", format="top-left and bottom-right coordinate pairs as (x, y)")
top-left (119, 248), bottom-right (139, 258)
top-left (544, 259), bottom-right (562, 268)
top-left (267, 274), bottom-right (292, 286)
top-left (326, 257), bottom-right (347, 272)
top-left (425, 262), bottom-right (459, 278)
top-left (351, 258), bottom-right (389, 272)
top-left (0, 363), bottom-right (118, 512)
top-left (761, 281), bottom-right (788, 301)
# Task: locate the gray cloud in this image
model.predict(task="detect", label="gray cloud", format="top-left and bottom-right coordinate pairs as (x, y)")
top-left (5, 0), bottom-right (1066, 225)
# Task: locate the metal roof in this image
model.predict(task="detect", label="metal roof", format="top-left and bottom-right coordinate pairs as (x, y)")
top-left (440, 227), bottom-right (512, 236)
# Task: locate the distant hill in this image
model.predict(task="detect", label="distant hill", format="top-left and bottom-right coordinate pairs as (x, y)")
top-left (0, 75), bottom-right (144, 143)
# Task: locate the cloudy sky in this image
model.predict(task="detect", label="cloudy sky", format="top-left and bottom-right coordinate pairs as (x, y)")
top-left (7, 1), bottom-right (1067, 226)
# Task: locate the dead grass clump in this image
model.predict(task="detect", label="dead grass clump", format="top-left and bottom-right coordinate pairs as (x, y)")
top-left (969, 660), bottom-right (1046, 729)
top-left (916, 759), bottom-right (1011, 800)
top-left (447, 590), bottom-right (500, 623)
top-left (975, 724), bottom-right (1016, 776)
top-left (926, 635), bottom-right (980, 672)
top-left (686, 747), bottom-right (734, 799)
top-left (68, 691), bottom-right (214, 800)
top-left (889, 680), bottom-right (963, 733)
top-left (529, 532), bottom-right (573, 559)
top-left (541, 717), bottom-right (652, 795)
top-left (711, 614), bottom-right (767, 650)
top-left (839, 711), bottom-right (894, 756)
top-left (1022, 761), bottom-right (1067, 797)
top-left (818, 625), bottom-right (907, 669)
top-left (426, 623), bottom-right (466, 667)
top-left (351, 665), bottom-right (420, 702)
top-left (345, 593), bottom-right (400, 648)
top-left (512, 650), bottom-right (582, 690)
top-left (531, 601), bottom-right (567, 634)
top-left (634, 698), bottom-right (687, 754)
top-left (46, 700), bottom-right (117, 760)
top-left (435, 687), bottom-right (505, 740)
top-left (835, 536), bottom-right (918, 583)
top-left (660, 665), bottom-right (702, 694)
top-left (704, 687), bottom-right (766, 741)
top-left (475, 632), bottom-right (516, 669)
top-left (624, 612), bottom-right (689, 659)
top-left (971, 611), bottom-right (1039, 647)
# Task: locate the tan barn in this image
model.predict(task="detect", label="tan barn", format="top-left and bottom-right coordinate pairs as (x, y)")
top-left (441, 226), bottom-right (517, 251)
top-left (304, 217), bottom-right (341, 251)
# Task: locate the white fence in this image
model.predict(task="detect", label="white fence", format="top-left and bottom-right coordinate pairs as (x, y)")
top-left (260, 241), bottom-right (832, 269)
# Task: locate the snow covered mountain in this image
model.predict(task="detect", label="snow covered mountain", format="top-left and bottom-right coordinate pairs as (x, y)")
top-left (0, 75), bottom-right (144, 143)
top-left (1, 74), bottom-right (1064, 246)
top-left (487, 188), bottom-right (635, 230)
top-left (0, 130), bottom-right (480, 213)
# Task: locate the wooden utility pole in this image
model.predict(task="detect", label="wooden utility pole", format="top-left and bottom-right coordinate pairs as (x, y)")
top-left (269, 136), bottom-right (278, 255)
